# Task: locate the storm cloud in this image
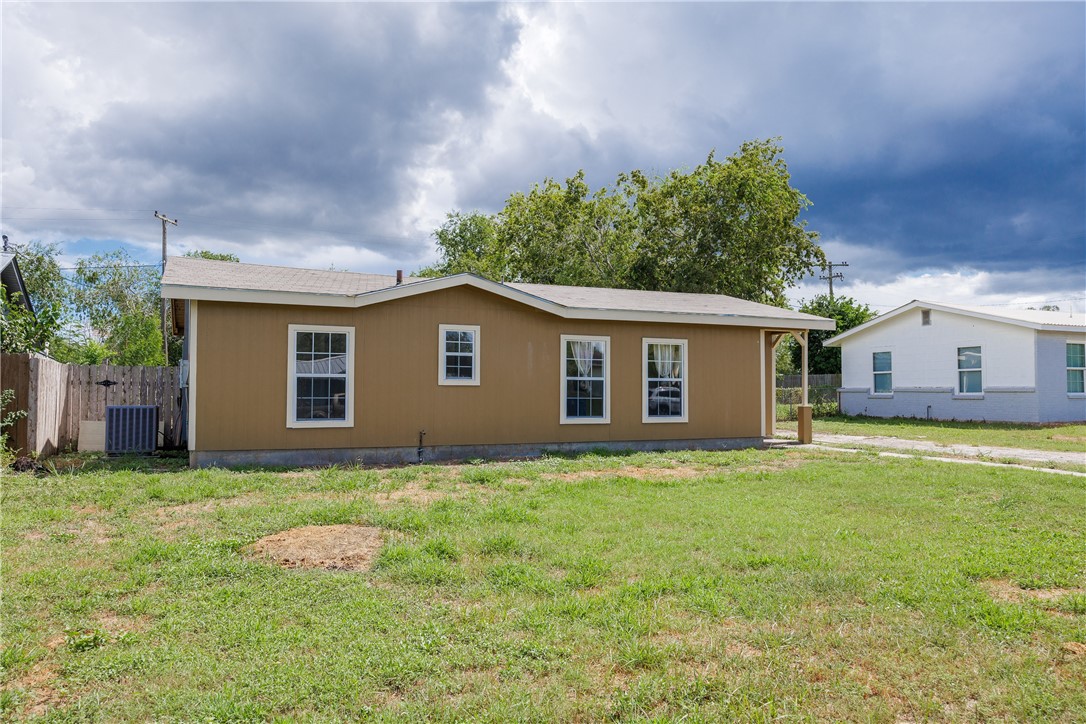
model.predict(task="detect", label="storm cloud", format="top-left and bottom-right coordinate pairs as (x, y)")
top-left (2, 2), bottom-right (1083, 309)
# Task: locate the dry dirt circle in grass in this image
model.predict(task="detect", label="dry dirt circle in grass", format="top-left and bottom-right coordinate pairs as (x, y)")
top-left (247, 525), bottom-right (383, 571)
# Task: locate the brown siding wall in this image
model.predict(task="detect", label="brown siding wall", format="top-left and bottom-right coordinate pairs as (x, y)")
top-left (194, 286), bottom-right (766, 451)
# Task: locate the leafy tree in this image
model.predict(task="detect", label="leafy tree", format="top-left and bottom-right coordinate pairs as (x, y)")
top-left (423, 139), bottom-right (824, 305)
top-left (0, 292), bottom-right (63, 354)
top-left (11, 240), bottom-right (68, 311)
top-left (184, 250), bottom-right (239, 262)
top-left (70, 250), bottom-right (166, 366)
top-left (790, 294), bottom-right (877, 374)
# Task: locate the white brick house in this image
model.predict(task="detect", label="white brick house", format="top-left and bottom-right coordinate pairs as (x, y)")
top-left (824, 301), bottom-right (1085, 423)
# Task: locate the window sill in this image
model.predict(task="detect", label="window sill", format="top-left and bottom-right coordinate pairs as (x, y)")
top-left (1068, 393), bottom-right (1086, 399)
top-left (951, 394), bottom-right (984, 400)
top-left (287, 420), bottom-right (354, 429)
top-left (867, 393), bottom-right (893, 399)
top-left (643, 416), bottom-right (689, 424)
top-left (439, 379), bottom-right (480, 386)
top-left (560, 417), bottom-right (610, 425)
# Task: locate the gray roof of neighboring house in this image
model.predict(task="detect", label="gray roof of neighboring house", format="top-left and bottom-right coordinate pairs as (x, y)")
top-left (0, 252), bottom-right (34, 314)
top-left (161, 256), bottom-right (834, 329)
top-left (825, 299), bottom-right (1086, 346)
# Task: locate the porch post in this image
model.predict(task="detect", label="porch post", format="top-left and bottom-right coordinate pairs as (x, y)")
top-left (801, 330), bottom-right (809, 405)
top-left (788, 330), bottom-right (813, 444)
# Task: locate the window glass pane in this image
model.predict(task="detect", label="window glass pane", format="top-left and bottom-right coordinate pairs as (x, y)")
top-left (957, 346), bottom-right (982, 370)
top-left (959, 370), bottom-right (982, 394)
top-left (1068, 343), bottom-right (1085, 368)
top-left (331, 334), bottom-right (346, 354)
top-left (297, 332), bottom-right (313, 353)
top-left (873, 373), bottom-right (892, 393)
top-left (327, 353), bottom-right (347, 374)
top-left (1069, 370), bottom-right (1085, 394)
top-left (873, 351), bottom-right (892, 372)
top-left (315, 333), bottom-right (330, 353)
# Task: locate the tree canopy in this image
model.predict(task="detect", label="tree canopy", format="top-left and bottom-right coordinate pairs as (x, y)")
top-left (790, 294), bottom-right (877, 374)
top-left (421, 139), bottom-right (825, 306)
top-left (5, 243), bottom-right (240, 365)
top-left (184, 250), bottom-right (240, 262)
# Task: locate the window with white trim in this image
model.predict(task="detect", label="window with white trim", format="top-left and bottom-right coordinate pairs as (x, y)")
top-left (643, 338), bottom-right (688, 422)
top-left (872, 351), bottom-right (892, 394)
top-left (439, 324), bottom-right (480, 385)
top-left (561, 335), bottom-right (609, 423)
top-left (288, 325), bottom-right (354, 427)
top-left (1068, 342), bottom-right (1085, 394)
top-left (957, 346), bottom-right (982, 394)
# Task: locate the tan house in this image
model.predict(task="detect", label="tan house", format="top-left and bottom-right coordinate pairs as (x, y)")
top-left (162, 256), bottom-right (833, 467)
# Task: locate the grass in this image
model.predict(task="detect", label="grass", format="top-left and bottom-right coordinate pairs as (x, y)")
top-left (779, 414), bottom-right (1086, 452)
top-left (2, 448), bottom-right (1085, 721)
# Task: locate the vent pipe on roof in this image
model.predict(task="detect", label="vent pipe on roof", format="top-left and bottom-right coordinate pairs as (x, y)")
top-left (396, 269), bottom-right (403, 285)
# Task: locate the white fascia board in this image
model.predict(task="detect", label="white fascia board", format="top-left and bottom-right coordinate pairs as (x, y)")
top-left (163, 273), bottom-right (836, 330)
top-left (824, 299), bottom-right (1084, 347)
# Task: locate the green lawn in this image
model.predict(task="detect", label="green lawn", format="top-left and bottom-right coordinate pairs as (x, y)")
top-left (3, 449), bottom-right (1084, 721)
top-left (779, 415), bottom-right (1086, 452)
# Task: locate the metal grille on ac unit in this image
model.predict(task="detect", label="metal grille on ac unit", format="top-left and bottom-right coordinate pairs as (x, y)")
top-left (105, 405), bottom-right (158, 454)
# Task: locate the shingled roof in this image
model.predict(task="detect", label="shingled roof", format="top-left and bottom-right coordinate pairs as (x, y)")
top-left (161, 256), bottom-right (834, 330)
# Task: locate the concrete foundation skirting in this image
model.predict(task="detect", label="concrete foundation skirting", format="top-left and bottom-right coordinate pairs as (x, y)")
top-left (190, 437), bottom-right (769, 469)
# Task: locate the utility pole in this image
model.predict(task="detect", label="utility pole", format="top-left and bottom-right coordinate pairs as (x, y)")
top-left (155, 211), bottom-right (178, 364)
top-left (820, 261), bottom-right (849, 302)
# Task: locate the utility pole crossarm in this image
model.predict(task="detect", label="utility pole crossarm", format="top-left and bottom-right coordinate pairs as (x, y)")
top-left (819, 260), bottom-right (849, 301)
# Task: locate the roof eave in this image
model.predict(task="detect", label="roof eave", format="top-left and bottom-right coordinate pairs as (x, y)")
top-left (163, 273), bottom-right (836, 330)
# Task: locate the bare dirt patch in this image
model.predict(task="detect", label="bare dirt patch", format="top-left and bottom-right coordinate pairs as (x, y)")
top-left (247, 524), bottom-right (384, 571)
top-left (1061, 642), bottom-right (1086, 657)
top-left (10, 662), bottom-right (64, 718)
top-left (1052, 435), bottom-right (1086, 443)
top-left (980, 579), bottom-right (1085, 610)
top-left (93, 611), bottom-right (152, 635)
top-left (155, 493), bottom-right (263, 517)
top-left (545, 466), bottom-right (709, 482)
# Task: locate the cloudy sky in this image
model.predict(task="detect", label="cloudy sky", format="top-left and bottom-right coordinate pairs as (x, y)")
top-left (2, 2), bottom-right (1083, 312)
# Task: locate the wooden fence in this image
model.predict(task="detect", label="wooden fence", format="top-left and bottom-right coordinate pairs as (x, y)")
top-left (1, 353), bottom-right (181, 457)
top-left (776, 373), bottom-right (841, 389)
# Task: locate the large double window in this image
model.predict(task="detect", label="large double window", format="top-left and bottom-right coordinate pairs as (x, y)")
top-left (957, 346), bottom-right (982, 394)
top-left (561, 335), bottom-right (610, 423)
top-left (643, 338), bottom-right (688, 422)
top-left (288, 325), bottom-right (354, 427)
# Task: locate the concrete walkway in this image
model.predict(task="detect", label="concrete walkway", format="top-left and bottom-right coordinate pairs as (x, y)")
top-left (774, 431), bottom-right (1086, 468)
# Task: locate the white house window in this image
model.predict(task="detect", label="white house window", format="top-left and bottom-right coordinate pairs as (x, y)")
top-left (921, 310), bottom-right (931, 326)
top-left (957, 346), bottom-right (982, 394)
top-left (872, 351), bottom-right (892, 393)
top-left (561, 335), bottom-right (609, 423)
top-left (439, 324), bottom-right (480, 386)
top-left (1068, 343), bottom-right (1085, 394)
top-left (288, 325), bottom-right (354, 428)
top-left (643, 338), bottom-right (688, 423)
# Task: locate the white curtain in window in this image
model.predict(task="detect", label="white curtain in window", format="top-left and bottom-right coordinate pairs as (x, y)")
top-left (652, 343), bottom-right (678, 380)
top-left (571, 340), bottom-right (596, 377)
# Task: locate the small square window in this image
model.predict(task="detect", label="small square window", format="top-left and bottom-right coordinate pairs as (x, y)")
top-left (439, 325), bottom-right (480, 385)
